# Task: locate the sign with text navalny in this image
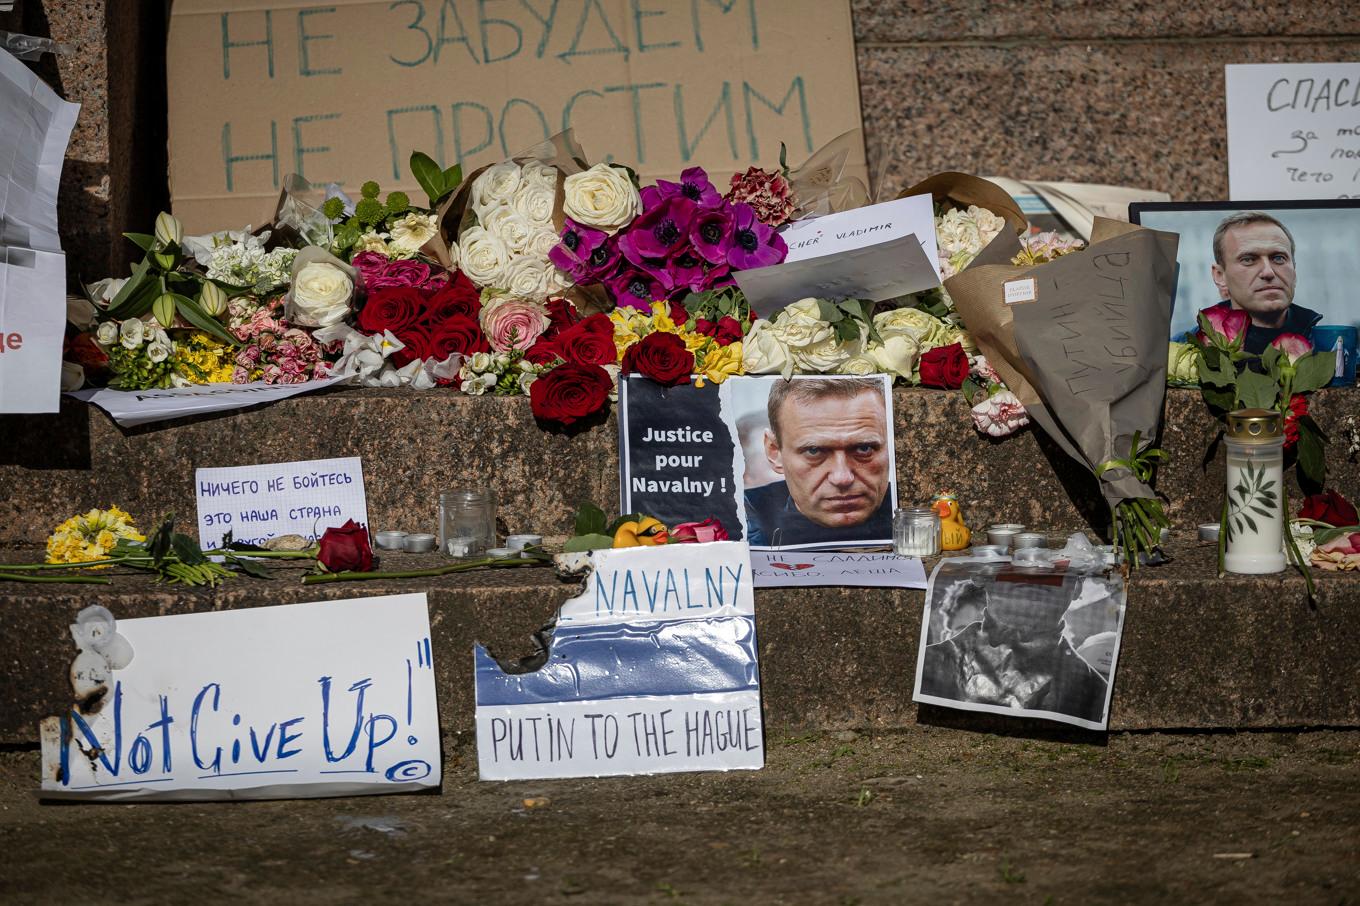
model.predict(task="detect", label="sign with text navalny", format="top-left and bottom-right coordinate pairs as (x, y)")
top-left (167, 0), bottom-right (866, 232)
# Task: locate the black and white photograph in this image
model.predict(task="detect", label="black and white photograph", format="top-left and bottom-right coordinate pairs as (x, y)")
top-left (729, 374), bottom-right (898, 550)
top-left (912, 559), bottom-right (1126, 731)
top-left (1130, 200), bottom-right (1360, 352)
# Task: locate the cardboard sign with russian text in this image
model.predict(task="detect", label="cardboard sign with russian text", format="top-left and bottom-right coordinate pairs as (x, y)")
top-left (167, 0), bottom-right (866, 232)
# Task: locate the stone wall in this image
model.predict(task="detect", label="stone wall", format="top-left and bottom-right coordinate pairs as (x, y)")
top-left (3, 1), bottom-right (1358, 285)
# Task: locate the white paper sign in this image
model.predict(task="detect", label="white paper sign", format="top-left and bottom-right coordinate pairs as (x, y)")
top-left (69, 374), bottom-right (353, 427)
top-left (0, 48), bottom-right (80, 413)
top-left (751, 551), bottom-right (927, 589)
top-left (40, 594), bottom-right (441, 801)
top-left (781, 194), bottom-right (940, 271)
top-left (195, 456), bottom-right (368, 550)
top-left (1226, 62), bottom-right (1360, 200)
top-left (735, 194), bottom-right (942, 317)
top-left (475, 541), bottom-right (763, 780)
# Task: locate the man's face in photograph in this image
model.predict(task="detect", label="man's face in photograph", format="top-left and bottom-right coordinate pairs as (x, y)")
top-left (1212, 221), bottom-right (1297, 324)
top-left (763, 389), bottom-right (890, 528)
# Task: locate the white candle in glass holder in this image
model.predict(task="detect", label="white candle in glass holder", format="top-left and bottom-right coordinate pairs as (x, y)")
top-left (1223, 408), bottom-right (1286, 575)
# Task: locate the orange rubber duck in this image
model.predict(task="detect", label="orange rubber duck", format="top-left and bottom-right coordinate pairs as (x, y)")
top-left (931, 492), bottom-right (971, 551)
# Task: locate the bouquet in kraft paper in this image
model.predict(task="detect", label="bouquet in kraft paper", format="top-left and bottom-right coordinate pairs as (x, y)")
top-left (944, 218), bottom-right (1180, 566)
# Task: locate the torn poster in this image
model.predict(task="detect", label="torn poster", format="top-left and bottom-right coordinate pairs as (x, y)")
top-left (40, 594), bottom-right (440, 801)
top-left (475, 541), bottom-right (762, 780)
top-left (0, 46), bottom-right (80, 413)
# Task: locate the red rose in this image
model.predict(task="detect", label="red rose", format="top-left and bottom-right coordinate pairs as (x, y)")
top-left (1284, 393), bottom-right (1307, 450)
top-left (390, 325), bottom-right (434, 366)
top-left (1299, 490), bottom-right (1359, 527)
top-left (555, 313), bottom-right (617, 366)
top-left (427, 315), bottom-right (489, 360)
top-left (65, 332), bottom-right (109, 371)
top-left (713, 315), bottom-right (744, 346)
top-left (426, 271), bottom-right (481, 322)
top-left (317, 519), bottom-right (373, 572)
top-left (918, 342), bottom-right (969, 390)
top-left (524, 337), bottom-right (562, 365)
top-left (621, 331), bottom-right (694, 386)
top-left (529, 362), bottom-right (613, 426)
top-left (543, 298), bottom-right (582, 338)
top-left (358, 287), bottom-right (425, 334)
top-left (668, 299), bottom-right (689, 325)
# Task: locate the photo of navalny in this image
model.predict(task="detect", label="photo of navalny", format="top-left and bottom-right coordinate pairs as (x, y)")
top-left (1202, 211), bottom-right (1321, 354)
top-left (738, 375), bottom-right (897, 549)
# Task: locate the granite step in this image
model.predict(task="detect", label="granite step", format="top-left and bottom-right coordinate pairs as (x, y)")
top-left (1, 387), bottom-right (1356, 549)
top-left (1, 537), bottom-right (1354, 746)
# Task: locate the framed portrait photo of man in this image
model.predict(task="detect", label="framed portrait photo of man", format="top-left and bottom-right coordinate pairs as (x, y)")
top-left (1129, 199), bottom-right (1360, 353)
top-left (619, 374), bottom-right (899, 551)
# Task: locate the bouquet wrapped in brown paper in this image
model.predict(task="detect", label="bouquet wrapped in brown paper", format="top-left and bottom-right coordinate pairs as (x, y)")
top-left (944, 218), bottom-right (1181, 566)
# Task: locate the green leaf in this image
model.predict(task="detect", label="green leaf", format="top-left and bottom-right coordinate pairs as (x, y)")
top-left (174, 294), bottom-right (239, 346)
top-left (816, 300), bottom-right (844, 323)
top-left (441, 163), bottom-right (463, 198)
top-left (1296, 419), bottom-right (1327, 489)
top-left (147, 515), bottom-right (174, 565)
top-left (410, 151), bottom-right (444, 206)
top-left (104, 259), bottom-right (152, 316)
top-left (573, 502), bottom-right (607, 537)
top-left (123, 232), bottom-right (156, 252)
top-left (171, 533), bottom-right (207, 566)
top-left (231, 557), bottom-right (272, 580)
top-left (1196, 351), bottom-right (1236, 389)
top-left (1292, 351), bottom-right (1338, 394)
top-left (1235, 368), bottom-right (1279, 410)
top-left (563, 533), bottom-right (615, 553)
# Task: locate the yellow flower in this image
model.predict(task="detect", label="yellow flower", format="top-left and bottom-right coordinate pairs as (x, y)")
top-left (45, 506), bottom-right (144, 564)
top-left (174, 331), bottom-right (235, 384)
top-left (682, 331), bottom-right (712, 355)
top-left (648, 301), bottom-right (679, 334)
top-left (695, 341), bottom-right (744, 387)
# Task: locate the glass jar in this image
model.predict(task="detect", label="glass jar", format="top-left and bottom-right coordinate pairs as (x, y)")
top-left (439, 489), bottom-right (497, 558)
top-left (1224, 408), bottom-right (1285, 575)
top-left (893, 507), bottom-right (940, 557)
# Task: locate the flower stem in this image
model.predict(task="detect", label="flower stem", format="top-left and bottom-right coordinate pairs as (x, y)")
top-left (0, 557), bottom-right (127, 571)
top-left (0, 571), bottom-right (112, 584)
top-left (301, 557), bottom-right (539, 585)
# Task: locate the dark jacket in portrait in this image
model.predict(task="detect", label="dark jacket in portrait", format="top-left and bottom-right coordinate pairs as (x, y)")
top-left (744, 480), bottom-right (892, 547)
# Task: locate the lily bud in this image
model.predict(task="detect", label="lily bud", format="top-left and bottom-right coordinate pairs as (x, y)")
top-left (153, 292), bottom-right (177, 328)
top-left (200, 282), bottom-right (228, 316)
top-left (154, 212), bottom-right (183, 247)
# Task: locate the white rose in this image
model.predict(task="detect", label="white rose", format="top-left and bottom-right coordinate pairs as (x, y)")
top-left (771, 298), bottom-right (835, 350)
top-left (837, 354), bottom-right (879, 376)
top-left (447, 240), bottom-right (461, 270)
top-left (873, 306), bottom-right (950, 348)
top-left (516, 371), bottom-right (538, 395)
top-left (482, 205), bottom-right (537, 255)
top-left (501, 256), bottom-right (554, 301)
top-left (146, 339), bottom-right (172, 364)
top-left (512, 181), bottom-right (557, 227)
top-left (95, 321), bottom-right (119, 347)
top-left (291, 261), bottom-right (353, 327)
top-left (354, 231), bottom-right (389, 255)
top-left (119, 318), bottom-right (145, 349)
top-left (472, 162), bottom-right (521, 215)
top-left (793, 330), bottom-right (859, 374)
top-left (562, 163), bottom-right (640, 233)
top-left (520, 160), bottom-right (559, 193)
top-left (458, 226), bottom-right (510, 287)
top-left (527, 226), bottom-right (561, 259)
top-left (868, 335), bottom-right (920, 380)
top-left (742, 319), bottom-right (792, 378)
top-left (388, 212), bottom-right (439, 252)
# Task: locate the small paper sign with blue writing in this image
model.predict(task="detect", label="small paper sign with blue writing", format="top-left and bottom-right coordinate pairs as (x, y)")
top-left (40, 594), bottom-right (440, 801)
top-left (475, 541), bottom-right (762, 780)
top-left (195, 456), bottom-right (368, 550)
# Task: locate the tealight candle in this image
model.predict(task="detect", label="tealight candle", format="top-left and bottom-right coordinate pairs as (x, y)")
top-left (403, 533), bottom-right (437, 553)
top-left (486, 547), bottom-right (515, 558)
top-left (506, 534), bottom-right (542, 551)
top-left (986, 524), bottom-right (1025, 548)
top-left (1013, 532), bottom-right (1046, 550)
top-left (374, 531), bottom-right (408, 551)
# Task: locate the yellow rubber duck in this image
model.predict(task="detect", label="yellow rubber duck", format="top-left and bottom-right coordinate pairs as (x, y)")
top-left (612, 516), bottom-right (669, 548)
top-left (931, 493), bottom-right (971, 551)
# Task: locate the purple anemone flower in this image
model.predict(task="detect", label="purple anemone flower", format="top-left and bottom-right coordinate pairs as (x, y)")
top-left (690, 206), bottom-right (734, 264)
top-left (653, 166), bottom-right (721, 208)
top-left (701, 262), bottom-right (735, 291)
top-left (726, 202), bottom-right (788, 270)
top-left (549, 219), bottom-right (609, 280)
top-left (665, 249), bottom-right (708, 293)
top-left (608, 267), bottom-right (667, 311)
top-left (620, 196), bottom-right (696, 265)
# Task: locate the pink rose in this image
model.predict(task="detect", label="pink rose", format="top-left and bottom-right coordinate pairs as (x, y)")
top-left (671, 518), bottom-right (729, 544)
top-left (971, 389), bottom-right (1030, 438)
top-left (351, 251), bottom-right (389, 283)
top-left (1270, 332), bottom-right (1313, 364)
top-left (231, 365), bottom-right (252, 384)
top-left (367, 259), bottom-right (432, 290)
top-left (1197, 305), bottom-right (1250, 348)
top-left (479, 297), bottom-right (550, 353)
